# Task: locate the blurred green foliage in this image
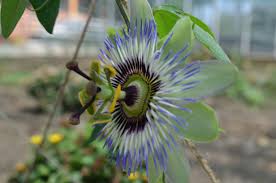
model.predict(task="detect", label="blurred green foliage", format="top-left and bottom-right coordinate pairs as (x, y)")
top-left (226, 73), bottom-right (265, 107)
top-left (0, 71), bottom-right (31, 85)
top-left (8, 125), bottom-right (147, 183)
top-left (27, 72), bottom-right (82, 112)
top-left (265, 69), bottom-right (276, 92)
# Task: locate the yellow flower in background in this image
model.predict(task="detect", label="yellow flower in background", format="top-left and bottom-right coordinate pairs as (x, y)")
top-left (15, 162), bottom-right (27, 173)
top-left (30, 134), bottom-right (42, 145)
top-left (48, 133), bottom-right (63, 144)
top-left (128, 172), bottom-right (140, 181)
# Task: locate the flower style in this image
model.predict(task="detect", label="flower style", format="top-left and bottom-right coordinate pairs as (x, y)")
top-left (67, 0), bottom-right (237, 181)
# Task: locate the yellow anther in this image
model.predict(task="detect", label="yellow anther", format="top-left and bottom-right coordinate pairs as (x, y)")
top-left (128, 172), bottom-right (139, 181)
top-left (90, 60), bottom-right (101, 74)
top-left (109, 84), bottom-right (121, 113)
top-left (104, 65), bottom-right (117, 77)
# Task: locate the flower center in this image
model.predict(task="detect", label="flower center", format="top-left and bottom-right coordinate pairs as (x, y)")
top-left (111, 57), bottom-right (161, 133)
top-left (121, 74), bottom-right (151, 118)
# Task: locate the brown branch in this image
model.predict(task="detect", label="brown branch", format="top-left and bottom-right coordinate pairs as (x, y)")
top-left (184, 140), bottom-right (220, 183)
top-left (22, 0), bottom-right (97, 182)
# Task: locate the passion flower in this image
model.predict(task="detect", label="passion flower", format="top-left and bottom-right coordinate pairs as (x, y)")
top-left (67, 0), bottom-right (237, 181)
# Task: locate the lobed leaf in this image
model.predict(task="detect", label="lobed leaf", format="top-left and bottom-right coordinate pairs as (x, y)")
top-left (168, 102), bottom-right (220, 142)
top-left (154, 5), bottom-right (231, 64)
top-left (159, 16), bottom-right (194, 61)
top-left (165, 145), bottom-right (190, 183)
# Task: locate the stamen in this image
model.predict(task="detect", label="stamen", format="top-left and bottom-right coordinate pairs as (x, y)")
top-left (104, 65), bottom-right (117, 85)
top-left (66, 61), bottom-right (92, 81)
top-left (104, 65), bottom-right (117, 78)
top-left (109, 84), bottom-right (122, 113)
top-left (90, 60), bottom-right (101, 74)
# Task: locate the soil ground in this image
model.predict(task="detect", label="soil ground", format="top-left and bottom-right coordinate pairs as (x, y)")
top-left (0, 60), bottom-right (276, 183)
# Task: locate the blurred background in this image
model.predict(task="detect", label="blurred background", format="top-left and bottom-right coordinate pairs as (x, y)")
top-left (0, 0), bottom-right (276, 183)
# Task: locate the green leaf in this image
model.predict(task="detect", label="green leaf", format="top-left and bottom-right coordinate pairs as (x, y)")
top-left (106, 27), bottom-right (117, 39)
top-left (85, 124), bottom-right (106, 145)
top-left (81, 156), bottom-right (94, 165)
top-left (166, 60), bottom-right (238, 100)
top-left (183, 13), bottom-right (216, 39)
top-left (153, 6), bottom-right (179, 38)
top-left (148, 144), bottom-right (190, 183)
top-left (193, 26), bottom-right (230, 63)
top-left (106, 26), bottom-right (126, 45)
top-left (29, 0), bottom-right (60, 34)
top-left (1, 0), bottom-right (26, 38)
top-left (129, 0), bottom-right (153, 21)
top-left (159, 17), bottom-right (193, 61)
top-left (148, 156), bottom-right (163, 183)
top-left (128, 0), bottom-right (153, 34)
top-left (168, 102), bottom-right (219, 142)
top-left (165, 145), bottom-right (190, 183)
top-left (153, 5), bottom-right (233, 65)
top-left (153, 4), bottom-right (215, 39)
top-left (37, 164), bottom-right (50, 176)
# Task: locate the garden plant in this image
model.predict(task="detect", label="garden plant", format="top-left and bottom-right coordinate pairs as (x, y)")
top-left (1, 0), bottom-right (238, 182)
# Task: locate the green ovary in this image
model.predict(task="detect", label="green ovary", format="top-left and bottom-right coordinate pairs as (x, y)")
top-left (121, 74), bottom-right (152, 118)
